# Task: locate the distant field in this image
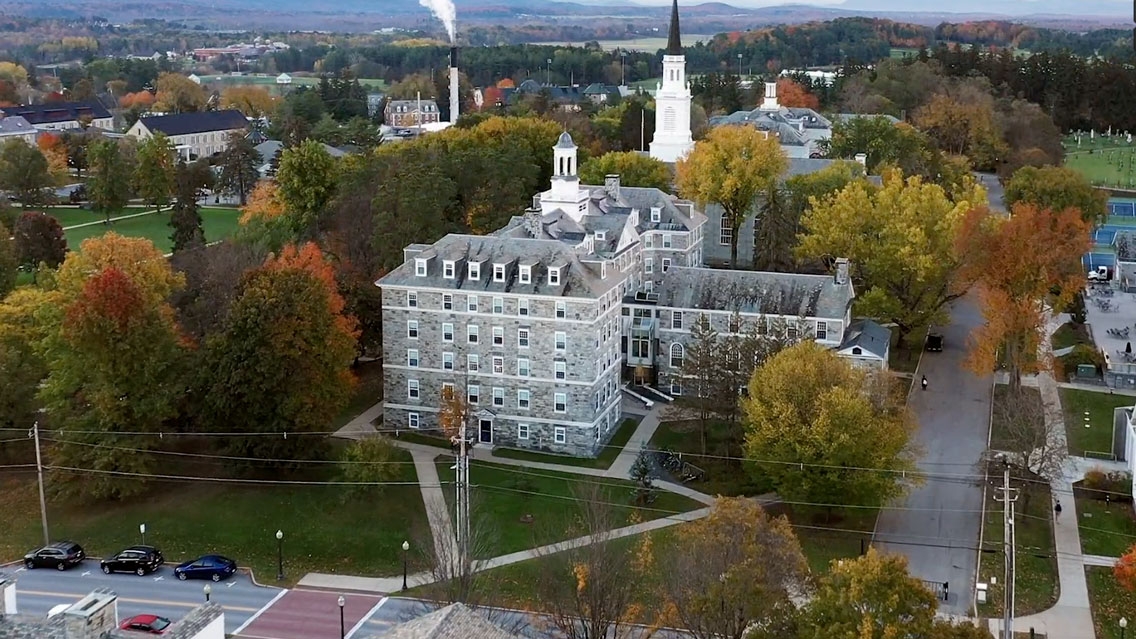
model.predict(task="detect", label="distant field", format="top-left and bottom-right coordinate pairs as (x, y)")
top-left (64, 207), bottom-right (242, 255)
top-left (196, 74), bottom-right (388, 95)
top-left (1065, 133), bottom-right (1136, 188)
top-left (527, 35), bottom-right (716, 52)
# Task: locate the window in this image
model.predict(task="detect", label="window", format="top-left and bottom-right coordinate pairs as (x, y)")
top-left (816, 321), bottom-right (828, 340)
top-left (492, 387), bottom-right (505, 407)
top-left (519, 265), bottom-right (531, 284)
top-left (492, 326), bottom-right (504, 346)
top-left (468, 262), bottom-right (480, 280)
top-left (492, 356), bottom-right (504, 374)
top-left (554, 394), bottom-right (567, 413)
top-left (493, 264), bottom-right (506, 282)
top-left (517, 423), bottom-right (530, 440)
top-left (467, 295), bottom-right (478, 312)
top-left (407, 349), bottom-right (419, 367)
top-left (517, 358), bottom-right (530, 377)
top-left (408, 412), bottom-right (420, 429)
top-left (467, 354), bottom-right (479, 372)
top-left (663, 234), bottom-right (672, 248)
top-left (442, 293), bottom-right (452, 310)
top-left (442, 323), bottom-right (454, 342)
top-left (555, 360), bottom-right (567, 380)
top-left (407, 320), bottom-right (419, 339)
top-left (443, 260), bottom-right (455, 279)
top-left (518, 298), bottom-right (529, 316)
top-left (645, 234), bottom-right (653, 248)
top-left (468, 385), bottom-right (480, 404)
top-left (756, 319), bottom-right (768, 336)
top-left (518, 389), bottom-right (530, 409)
top-left (631, 335), bottom-right (650, 358)
top-left (408, 380), bottom-right (420, 399)
top-left (407, 291), bottom-right (418, 308)
top-left (555, 332), bottom-right (566, 351)
top-left (645, 258), bottom-right (654, 274)
top-left (662, 258), bottom-right (671, 272)
top-left (650, 207), bottom-right (661, 223)
top-left (670, 383), bottom-right (682, 396)
top-left (549, 268), bottom-right (561, 286)
top-left (787, 323), bottom-right (799, 340)
top-left (492, 297), bottom-right (503, 314)
top-left (670, 343), bottom-right (684, 368)
top-left (443, 352), bottom-right (454, 370)
top-left (729, 315), bottom-right (741, 333)
top-left (468, 325), bottom-right (479, 344)
top-left (518, 328), bottom-right (530, 348)
top-left (554, 425), bottom-right (567, 442)
top-left (556, 301), bottom-right (566, 318)
top-left (719, 213), bottom-right (732, 246)
top-left (672, 311), bottom-right (683, 330)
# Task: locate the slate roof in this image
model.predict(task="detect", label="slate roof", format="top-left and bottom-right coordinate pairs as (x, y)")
top-left (708, 107), bottom-right (832, 147)
top-left (373, 603), bottom-right (519, 639)
top-left (138, 110), bottom-right (248, 136)
top-left (2, 100), bottom-right (111, 125)
top-left (0, 116), bottom-right (35, 137)
top-left (654, 266), bottom-right (852, 319)
top-left (838, 318), bottom-right (891, 359)
top-left (254, 139), bottom-right (345, 165)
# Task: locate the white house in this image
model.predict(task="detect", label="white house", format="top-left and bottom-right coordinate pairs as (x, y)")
top-left (0, 101), bottom-right (114, 132)
top-left (276, 73), bottom-right (292, 85)
top-left (126, 110), bottom-right (248, 161)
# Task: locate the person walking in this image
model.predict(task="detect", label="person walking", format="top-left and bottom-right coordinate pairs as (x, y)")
top-left (1054, 500), bottom-right (1063, 519)
top-left (921, 375), bottom-right (928, 391)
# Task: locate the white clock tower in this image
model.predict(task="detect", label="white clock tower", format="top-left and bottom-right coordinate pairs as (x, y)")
top-left (649, 0), bottom-right (694, 163)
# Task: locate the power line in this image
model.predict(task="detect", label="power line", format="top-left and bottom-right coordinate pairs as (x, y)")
top-left (40, 437), bottom-right (417, 465)
top-left (44, 466), bottom-right (428, 487)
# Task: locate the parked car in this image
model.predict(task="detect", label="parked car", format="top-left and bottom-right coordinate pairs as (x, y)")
top-left (101, 545), bottom-right (165, 576)
top-left (119, 614), bottom-right (171, 634)
top-left (925, 332), bottom-right (944, 352)
top-left (173, 554), bottom-right (237, 582)
top-left (24, 541), bottom-right (85, 571)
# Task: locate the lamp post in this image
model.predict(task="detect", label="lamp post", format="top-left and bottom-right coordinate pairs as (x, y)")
top-left (203, 584), bottom-right (211, 603)
top-left (1121, 617), bottom-right (1128, 639)
top-left (546, 59), bottom-right (552, 85)
top-left (620, 51), bottom-right (627, 87)
top-left (401, 541), bottom-right (410, 591)
top-left (737, 53), bottom-right (743, 79)
top-left (276, 530), bottom-right (284, 581)
top-left (139, 523), bottom-right (146, 546)
top-left (338, 595), bottom-right (346, 639)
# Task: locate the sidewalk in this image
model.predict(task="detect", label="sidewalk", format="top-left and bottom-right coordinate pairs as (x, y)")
top-left (412, 452), bottom-right (457, 569)
top-left (604, 404), bottom-right (665, 479)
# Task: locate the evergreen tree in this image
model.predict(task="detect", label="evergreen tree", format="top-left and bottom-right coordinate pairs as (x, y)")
top-left (170, 160), bottom-right (205, 253)
top-left (215, 133), bottom-right (261, 206)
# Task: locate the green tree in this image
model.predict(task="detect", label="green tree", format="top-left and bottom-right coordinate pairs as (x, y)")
top-left (674, 314), bottom-right (727, 455)
top-left (276, 139), bottom-right (339, 237)
top-left (579, 151), bottom-right (672, 192)
top-left (170, 160), bottom-right (205, 253)
top-left (13, 211), bottom-right (67, 273)
top-left (797, 171), bottom-right (984, 347)
top-left (767, 160), bottom-right (864, 271)
top-left (133, 132), bottom-right (176, 212)
top-left (0, 287), bottom-right (56, 430)
top-left (797, 548), bottom-right (939, 639)
top-left (216, 133), bottom-right (262, 206)
top-left (87, 139), bottom-right (135, 224)
top-left (742, 341), bottom-right (916, 511)
top-left (1004, 165), bottom-right (1109, 225)
top-left (0, 139), bottom-right (53, 208)
top-left (337, 435), bottom-right (403, 498)
top-left (0, 222), bottom-right (15, 299)
top-left (676, 126), bottom-right (788, 268)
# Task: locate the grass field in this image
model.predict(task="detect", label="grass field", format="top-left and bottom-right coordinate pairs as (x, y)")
top-left (1059, 387), bottom-right (1129, 457)
top-left (989, 384), bottom-right (1042, 451)
top-left (63, 208), bottom-right (242, 255)
top-left (1087, 566), bottom-right (1136, 639)
top-left (526, 35), bottom-right (716, 52)
top-left (1053, 322), bottom-right (1093, 351)
top-left (1075, 488), bottom-right (1136, 557)
top-left (1064, 134), bottom-right (1136, 187)
top-left (490, 418), bottom-right (639, 470)
top-left (195, 74), bottom-right (387, 94)
top-left (649, 419), bottom-right (774, 497)
top-left (977, 477), bottom-right (1058, 616)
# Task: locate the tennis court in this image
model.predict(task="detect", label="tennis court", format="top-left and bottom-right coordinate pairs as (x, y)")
top-left (1084, 251), bottom-right (1117, 269)
top-left (1109, 200), bottom-right (1136, 217)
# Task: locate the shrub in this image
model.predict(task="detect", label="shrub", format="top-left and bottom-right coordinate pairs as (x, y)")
top-left (338, 436), bottom-right (403, 498)
top-left (1059, 344), bottom-right (1104, 378)
top-left (1081, 467), bottom-right (1133, 502)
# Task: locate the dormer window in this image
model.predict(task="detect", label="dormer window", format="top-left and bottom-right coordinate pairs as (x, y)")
top-left (415, 259), bottom-right (427, 276)
top-left (493, 264), bottom-right (506, 282)
top-left (468, 262), bottom-right (480, 281)
top-left (443, 260), bottom-right (455, 279)
top-left (519, 265), bottom-right (531, 284)
top-left (650, 207), bottom-right (661, 223)
top-left (595, 230), bottom-right (606, 241)
top-left (549, 267), bottom-right (561, 286)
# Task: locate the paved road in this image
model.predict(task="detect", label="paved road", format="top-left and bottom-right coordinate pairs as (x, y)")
top-left (6, 559), bottom-right (282, 634)
top-left (873, 296), bottom-right (992, 615)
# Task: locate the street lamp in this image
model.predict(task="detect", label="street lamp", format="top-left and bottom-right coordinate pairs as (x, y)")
top-left (276, 530), bottom-right (284, 581)
top-left (203, 584), bottom-right (211, 603)
top-left (1121, 617), bottom-right (1128, 639)
top-left (338, 595), bottom-right (346, 639)
top-left (401, 541), bottom-right (410, 591)
top-left (620, 51), bottom-right (627, 87)
top-left (139, 523), bottom-right (146, 546)
top-left (546, 58), bottom-right (552, 85)
top-left (737, 53), bottom-right (743, 78)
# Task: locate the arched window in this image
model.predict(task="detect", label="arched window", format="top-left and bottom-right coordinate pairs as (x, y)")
top-left (670, 343), bottom-right (684, 368)
top-left (719, 213), bottom-right (732, 246)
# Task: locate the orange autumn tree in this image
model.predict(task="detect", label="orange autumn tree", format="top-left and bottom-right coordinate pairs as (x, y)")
top-left (37, 132), bottom-right (69, 179)
top-left (775, 77), bottom-right (819, 110)
top-left (239, 180), bottom-right (286, 224)
top-left (959, 203), bottom-right (1091, 389)
top-left (1115, 545), bottom-right (1136, 591)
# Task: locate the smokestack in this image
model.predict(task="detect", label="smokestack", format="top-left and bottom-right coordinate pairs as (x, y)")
top-left (449, 46), bottom-right (460, 124)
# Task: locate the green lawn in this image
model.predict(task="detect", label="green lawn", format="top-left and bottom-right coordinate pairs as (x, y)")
top-left (64, 208), bottom-right (241, 254)
top-left (989, 384), bottom-right (1042, 451)
top-left (890, 324), bottom-right (928, 374)
top-left (1086, 566), bottom-right (1136, 639)
top-left (1059, 388), bottom-right (1129, 457)
top-left (649, 419), bottom-right (774, 497)
top-left (333, 360), bottom-right (383, 429)
top-left (1075, 488), bottom-right (1136, 557)
top-left (490, 418), bottom-right (639, 470)
top-left (1053, 322), bottom-right (1093, 351)
top-left (438, 459), bottom-right (703, 558)
top-left (977, 475), bottom-right (1058, 616)
top-left (0, 447), bottom-right (426, 583)
top-left (766, 503), bottom-right (876, 575)
top-left (1066, 141), bottom-right (1136, 187)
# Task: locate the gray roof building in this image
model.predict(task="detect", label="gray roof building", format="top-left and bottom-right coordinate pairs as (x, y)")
top-left (372, 603), bottom-right (519, 639)
top-left (653, 265), bottom-right (852, 320)
top-left (0, 116), bottom-right (36, 139)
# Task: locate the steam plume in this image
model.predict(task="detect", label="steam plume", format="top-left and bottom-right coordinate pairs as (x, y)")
top-left (418, 0), bottom-right (456, 43)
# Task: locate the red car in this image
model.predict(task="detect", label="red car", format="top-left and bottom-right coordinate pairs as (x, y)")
top-left (120, 614), bottom-right (171, 634)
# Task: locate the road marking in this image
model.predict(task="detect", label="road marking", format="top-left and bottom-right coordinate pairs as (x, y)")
top-left (153, 576), bottom-right (163, 582)
top-left (227, 582), bottom-right (235, 588)
top-left (15, 568), bottom-right (25, 572)
top-left (18, 590), bottom-right (260, 612)
top-left (230, 587), bottom-right (288, 636)
top-left (81, 571), bottom-right (90, 577)
top-left (346, 596), bottom-right (388, 639)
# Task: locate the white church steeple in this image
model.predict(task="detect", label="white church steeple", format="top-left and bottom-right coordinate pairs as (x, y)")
top-left (649, 0), bottom-right (694, 163)
top-left (541, 131), bottom-right (590, 219)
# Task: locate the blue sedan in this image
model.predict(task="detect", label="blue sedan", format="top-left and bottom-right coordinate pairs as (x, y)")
top-left (173, 555), bottom-right (237, 582)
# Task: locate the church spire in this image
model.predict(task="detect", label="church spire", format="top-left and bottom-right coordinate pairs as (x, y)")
top-left (666, 0), bottom-right (682, 55)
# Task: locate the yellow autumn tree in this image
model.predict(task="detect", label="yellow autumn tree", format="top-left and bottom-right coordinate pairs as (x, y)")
top-left (220, 86), bottom-right (278, 118)
top-left (437, 384), bottom-right (469, 438)
top-left (239, 180), bottom-right (286, 225)
top-left (56, 233), bottom-right (185, 307)
top-left (153, 72), bottom-right (207, 114)
top-left (675, 125), bottom-right (788, 268)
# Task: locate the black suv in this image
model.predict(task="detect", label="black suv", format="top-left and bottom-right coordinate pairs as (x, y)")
top-left (100, 545), bottom-right (165, 576)
top-left (25, 541), bottom-right (85, 571)
top-left (925, 332), bottom-right (944, 352)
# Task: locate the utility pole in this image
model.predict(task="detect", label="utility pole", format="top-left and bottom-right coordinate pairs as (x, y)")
top-left (453, 410), bottom-right (471, 580)
top-left (993, 457), bottom-right (1019, 639)
top-left (31, 421), bottom-right (50, 546)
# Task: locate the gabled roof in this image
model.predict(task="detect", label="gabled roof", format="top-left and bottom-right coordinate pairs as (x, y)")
top-left (138, 110), bottom-right (248, 137)
top-left (838, 319), bottom-right (891, 359)
top-left (2, 100), bottom-right (111, 125)
top-left (375, 603), bottom-right (519, 639)
top-left (0, 115), bottom-right (35, 136)
top-left (654, 266), bottom-right (852, 320)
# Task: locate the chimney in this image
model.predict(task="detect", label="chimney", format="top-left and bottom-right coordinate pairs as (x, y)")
top-left (62, 589), bottom-right (118, 639)
top-left (854, 153), bottom-right (867, 168)
top-left (449, 47), bottom-right (460, 125)
top-left (604, 174), bottom-right (620, 200)
top-left (523, 206), bottom-right (543, 238)
top-left (797, 119), bottom-right (804, 133)
top-left (834, 257), bottom-right (850, 286)
top-left (0, 572), bottom-right (15, 615)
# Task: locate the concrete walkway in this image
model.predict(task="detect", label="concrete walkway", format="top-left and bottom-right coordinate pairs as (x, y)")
top-left (412, 451), bottom-right (457, 570)
top-left (604, 404), bottom-right (664, 479)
